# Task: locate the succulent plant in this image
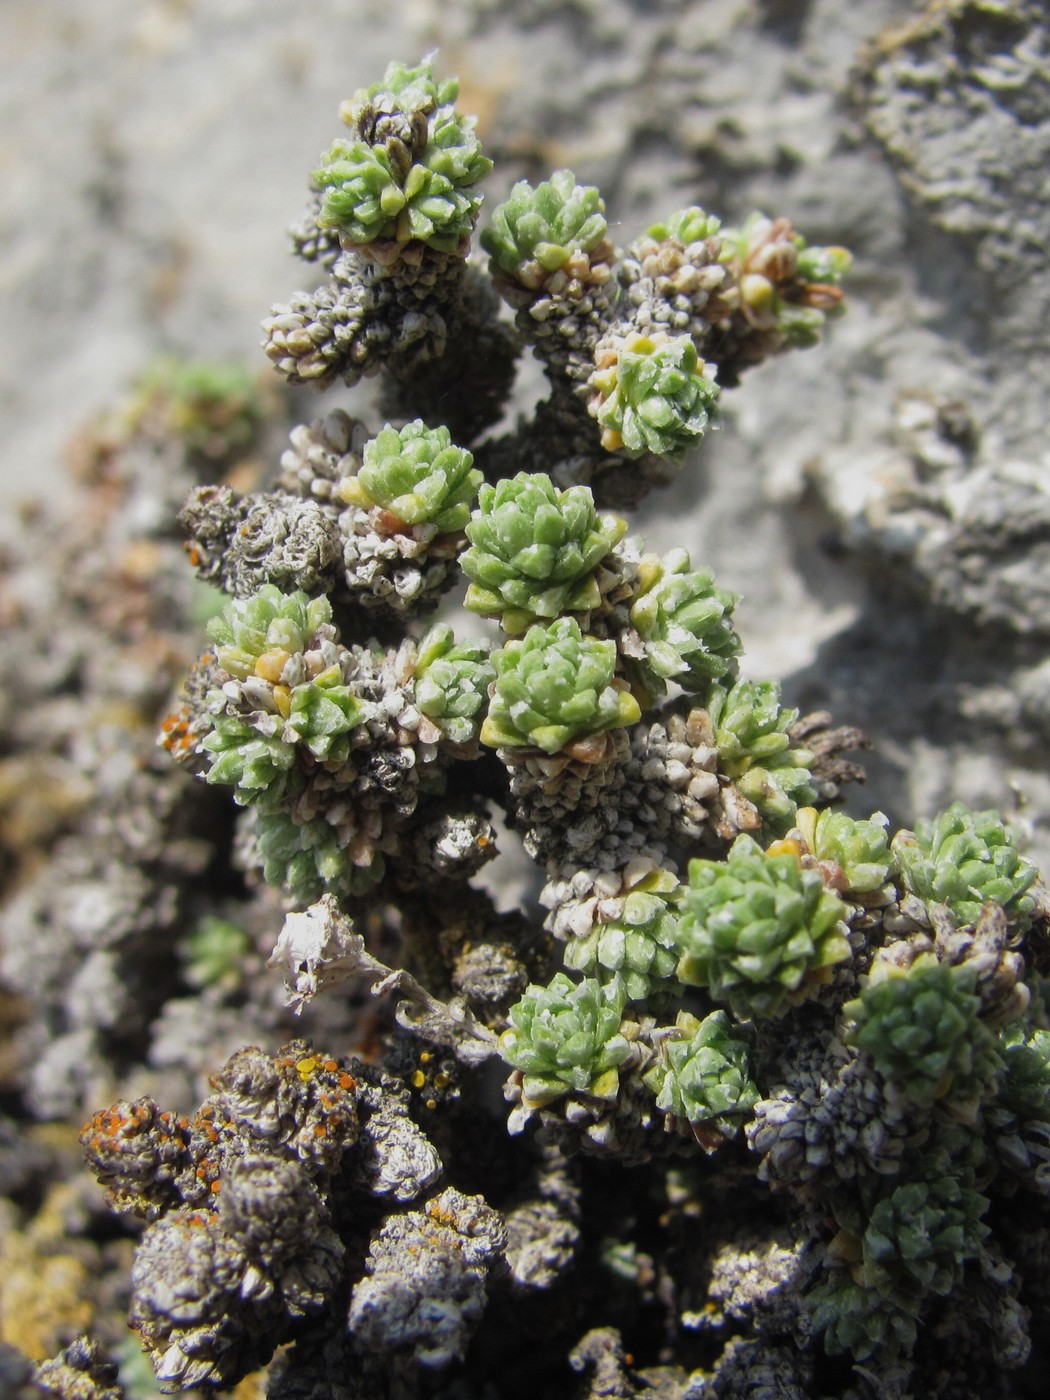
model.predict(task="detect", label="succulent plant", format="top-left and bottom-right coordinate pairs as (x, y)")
top-left (794, 806), bottom-right (893, 896)
top-left (642, 1009), bottom-right (757, 1141)
top-left (285, 679), bottom-right (364, 763)
top-left (500, 972), bottom-right (631, 1107)
top-left (313, 61), bottom-right (491, 252)
top-left (342, 58), bottom-right (460, 119)
top-left (480, 618), bottom-right (640, 755)
top-left (861, 1176), bottom-right (990, 1308)
top-left (811, 1170), bottom-right (990, 1363)
top-left (589, 330), bottom-right (720, 458)
top-left (207, 586), bottom-right (332, 680)
top-left (254, 810), bottom-right (383, 905)
top-left (413, 624), bottom-right (495, 745)
top-left (720, 213), bottom-right (852, 347)
top-left (562, 868), bottom-right (682, 1002)
top-left (202, 714), bottom-right (299, 807)
top-left (461, 473), bottom-right (626, 630)
top-left (843, 953), bottom-right (1000, 1113)
top-left (129, 357), bottom-right (262, 459)
top-left (809, 1271), bottom-right (919, 1363)
top-left (998, 1021), bottom-right (1050, 1120)
top-left (676, 834), bottom-right (851, 1019)
top-left (646, 207), bottom-right (723, 246)
top-left (481, 170), bottom-right (609, 287)
top-left (796, 242), bottom-right (854, 286)
top-left (184, 917), bottom-right (251, 992)
top-left (337, 420), bottom-right (481, 532)
top-left (97, 50), bottom-right (1050, 1400)
top-left (705, 678), bottom-right (816, 830)
top-left (892, 802), bottom-right (1039, 927)
top-left (627, 548), bottom-right (741, 698)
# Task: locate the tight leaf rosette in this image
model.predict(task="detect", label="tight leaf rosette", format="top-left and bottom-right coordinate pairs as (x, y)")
top-left (341, 58), bottom-right (459, 122)
top-left (643, 1009), bottom-right (757, 1147)
top-left (646, 207), bottom-right (723, 246)
top-left (843, 953), bottom-right (1000, 1115)
top-left (207, 585), bottom-right (332, 680)
top-left (810, 1174), bottom-right (988, 1362)
top-left (337, 420), bottom-right (481, 532)
top-left (589, 330), bottom-right (719, 458)
top-left (677, 834), bottom-right (851, 1019)
top-left (481, 170), bottom-right (609, 289)
top-left (254, 811), bottom-right (383, 906)
top-left (481, 618), bottom-right (640, 756)
top-left (203, 718), bottom-right (298, 807)
top-left (461, 473), bottom-right (626, 631)
top-left (808, 1272), bottom-right (918, 1363)
top-left (721, 213), bottom-right (852, 348)
top-left (285, 678), bottom-right (363, 763)
top-left (201, 587), bottom-right (364, 805)
top-left (500, 973), bottom-right (630, 1107)
top-left (627, 548), bottom-right (741, 699)
top-left (706, 678), bottom-right (816, 830)
top-left (563, 868), bottom-right (682, 1002)
top-left (892, 802), bottom-right (1039, 928)
top-left (861, 1176), bottom-right (989, 1308)
top-left (413, 624), bottom-right (494, 746)
top-left (313, 59), bottom-right (491, 252)
top-left (794, 806), bottom-right (893, 897)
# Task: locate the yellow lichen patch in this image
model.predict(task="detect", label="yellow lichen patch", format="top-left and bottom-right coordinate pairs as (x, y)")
top-left (296, 1056), bottom-right (318, 1079)
top-left (0, 1211), bottom-right (93, 1360)
top-left (233, 1368), bottom-right (271, 1400)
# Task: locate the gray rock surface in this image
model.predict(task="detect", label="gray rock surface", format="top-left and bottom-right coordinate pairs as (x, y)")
top-left (2, 0), bottom-right (1047, 862)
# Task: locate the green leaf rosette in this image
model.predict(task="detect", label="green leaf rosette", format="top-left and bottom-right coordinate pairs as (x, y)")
top-left (337, 421), bottom-right (481, 532)
top-left (589, 331), bottom-right (719, 459)
top-left (892, 802), bottom-right (1039, 928)
top-left (500, 973), bottom-right (630, 1107)
top-left (461, 472), bottom-right (626, 631)
top-left (413, 624), bottom-right (495, 745)
top-left (313, 58), bottom-right (491, 252)
top-left (480, 618), bottom-right (640, 755)
top-left (677, 833), bottom-right (850, 1019)
top-left (843, 953), bottom-right (1001, 1114)
top-left (207, 586), bottom-right (332, 681)
top-left (643, 1009), bottom-right (757, 1142)
top-left (628, 548), bottom-right (741, 699)
top-left (706, 678), bottom-right (816, 831)
top-left (794, 806), bottom-right (893, 896)
top-left (563, 868), bottom-right (682, 1002)
top-left (481, 169), bottom-right (608, 287)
